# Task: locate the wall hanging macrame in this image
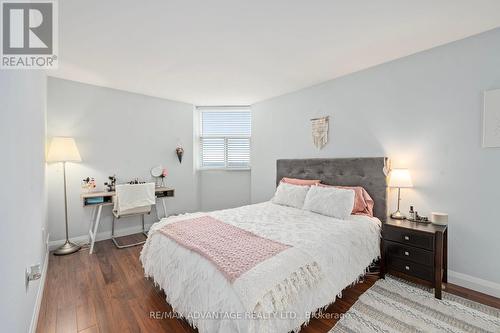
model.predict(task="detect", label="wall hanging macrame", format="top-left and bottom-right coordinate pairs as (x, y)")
top-left (311, 116), bottom-right (329, 149)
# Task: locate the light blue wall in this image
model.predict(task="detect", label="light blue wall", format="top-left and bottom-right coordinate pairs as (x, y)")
top-left (0, 71), bottom-right (48, 332)
top-left (252, 28), bottom-right (500, 295)
top-left (47, 78), bottom-right (200, 242)
top-left (199, 170), bottom-right (251, 212)
top-left (47, 78), bottom-right (252, 244)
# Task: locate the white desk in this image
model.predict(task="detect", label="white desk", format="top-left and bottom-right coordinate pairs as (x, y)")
top-left (81, 187), bottom-right (174, 254)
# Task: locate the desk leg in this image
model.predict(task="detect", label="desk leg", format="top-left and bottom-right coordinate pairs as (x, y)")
top-left (89, 205), bottom-right (103, 254)
top-left (161, 198), bottom-right (167, 219)
top-left (154, 202), bottom-right (161, 221)
top-left (88, 206), bottom-right (96, 244)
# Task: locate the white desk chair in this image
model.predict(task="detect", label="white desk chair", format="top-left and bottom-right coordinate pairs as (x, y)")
top-left (112, 183), bottom-right (156, 249)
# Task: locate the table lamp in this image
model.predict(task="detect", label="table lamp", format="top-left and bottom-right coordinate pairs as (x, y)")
top-left (388, 168), bottom-right (413, 220)
top-left (47, 137), bottom-right (82, 255)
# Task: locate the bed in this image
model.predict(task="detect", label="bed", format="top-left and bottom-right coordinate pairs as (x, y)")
top-left (141, 157), bottom-right (388, 333)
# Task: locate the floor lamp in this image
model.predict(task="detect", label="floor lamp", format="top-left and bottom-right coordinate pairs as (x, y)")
top-left (47, 137), bottom-right (82, 255)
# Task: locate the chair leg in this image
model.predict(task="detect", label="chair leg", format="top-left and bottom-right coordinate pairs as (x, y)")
top-left (111, 214), bottom-right (147, 249)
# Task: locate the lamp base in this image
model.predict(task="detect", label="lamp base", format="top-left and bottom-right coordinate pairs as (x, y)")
top-left (390, 210), bottom-right (407, 220)
top-left (53, 240), bottom-right (81, 256)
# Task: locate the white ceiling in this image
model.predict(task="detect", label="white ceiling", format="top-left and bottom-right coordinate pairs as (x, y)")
top-left (51, 0), bottom-right (500, 105)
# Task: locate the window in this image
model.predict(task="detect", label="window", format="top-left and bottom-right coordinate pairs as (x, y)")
top-left (198, 107), bottom-right (251, 169)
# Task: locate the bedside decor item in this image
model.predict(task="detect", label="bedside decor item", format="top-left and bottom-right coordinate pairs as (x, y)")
top-left (388, 168), bottom-right (413, 220)
top-left (104, 175), bottom-right (116, 192)
top-left (408, 205), bottom-right (415, 220)
top-left (431, 212), bottom-right (448, 225)
top-left (310, 116), bottom-right (329, 149)
top-left (407, 205), bottom-right (430, 223)
top-left (408, 213), bottom-right (429, 223)
top-left (483, 88), bottom-right (500, 148)
top-left (47, 137), bottom-right (82, 256)
top-left (176, 146), bottom-right (184, 163)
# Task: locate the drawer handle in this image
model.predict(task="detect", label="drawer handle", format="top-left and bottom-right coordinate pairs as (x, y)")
top-left (404, 236), bottom-right (410, 241)
top-left (405, 265), bottom-right (410, 271)
top-left (404, 251), bottom-right (410, 256)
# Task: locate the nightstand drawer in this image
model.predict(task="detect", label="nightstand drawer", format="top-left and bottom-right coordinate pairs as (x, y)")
top-left (383, 225), bottom-right (434, 250)
top-left (384, 240), bottom-right (434, 266)
top-left (387, 257), bottom-right (434, 282)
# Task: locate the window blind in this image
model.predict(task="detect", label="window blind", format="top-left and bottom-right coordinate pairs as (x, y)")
top-left (199, 108), bottom-right (251, 169)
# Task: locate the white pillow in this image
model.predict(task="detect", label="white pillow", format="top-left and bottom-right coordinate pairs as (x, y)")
top-left (271, 182), bottom-right (310, 209)
top-left (303, 185), bottom-right (355, 219)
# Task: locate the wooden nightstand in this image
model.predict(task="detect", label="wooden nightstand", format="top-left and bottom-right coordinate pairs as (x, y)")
top-left (380, 218), bottom-right (448, 299)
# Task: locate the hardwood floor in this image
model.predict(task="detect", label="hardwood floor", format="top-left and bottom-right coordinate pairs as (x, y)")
top-left (37, 235), bottom-right (500, 333)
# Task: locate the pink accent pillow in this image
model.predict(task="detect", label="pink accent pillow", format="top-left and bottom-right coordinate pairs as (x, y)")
top-left (318, 184), bottom-right (374, 217)
top-left (281, 177), bottom-right (321, 186)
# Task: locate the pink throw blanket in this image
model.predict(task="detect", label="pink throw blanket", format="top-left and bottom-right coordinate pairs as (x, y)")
top-left (158, 216), bottom-right (291, 282)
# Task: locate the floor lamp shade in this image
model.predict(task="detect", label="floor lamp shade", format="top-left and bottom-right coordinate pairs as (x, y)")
top-left (47, 137), bottom-right (82, 162)
top-left (47, 137), bottom-right (82, 255)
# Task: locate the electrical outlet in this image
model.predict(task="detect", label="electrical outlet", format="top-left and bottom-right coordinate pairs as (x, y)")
top-left (26, 264), bottom-right (42, 288)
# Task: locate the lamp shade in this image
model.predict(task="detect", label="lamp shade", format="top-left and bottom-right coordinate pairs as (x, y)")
top-left (388, 168), bottom-right (413, 188)
top-left (47, 137), bottom-right (82, 162)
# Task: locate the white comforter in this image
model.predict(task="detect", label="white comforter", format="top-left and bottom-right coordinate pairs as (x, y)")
top-left (140, 202), bottom-right (381, 333)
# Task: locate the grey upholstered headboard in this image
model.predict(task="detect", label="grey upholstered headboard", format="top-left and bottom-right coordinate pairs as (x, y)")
top-left (276, 158), bottom-right (388, 221)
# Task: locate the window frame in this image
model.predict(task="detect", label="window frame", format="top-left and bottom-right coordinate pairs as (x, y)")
top-left (197, 106), bottom-right (251, 170)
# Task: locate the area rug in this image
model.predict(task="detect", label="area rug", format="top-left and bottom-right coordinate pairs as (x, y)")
top-left (330, 276), bottom-right (500, 333)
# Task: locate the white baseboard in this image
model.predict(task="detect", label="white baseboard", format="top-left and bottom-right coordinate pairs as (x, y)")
top-left (448, 270), bottom-right (500, 298)
top-left (48, 224), bottom-right (153, 251)
top-left (29, 249), bottom-right (49, 333)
